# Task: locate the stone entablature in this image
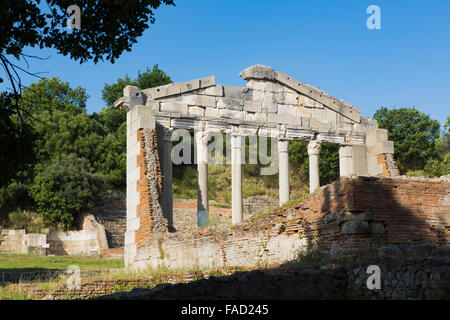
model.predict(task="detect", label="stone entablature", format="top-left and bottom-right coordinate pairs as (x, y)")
top-left (116, 65), bottom-right (374, 146)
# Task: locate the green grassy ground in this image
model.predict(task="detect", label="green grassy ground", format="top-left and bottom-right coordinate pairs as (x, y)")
top-left (0, 253), bottom-right (123, 271)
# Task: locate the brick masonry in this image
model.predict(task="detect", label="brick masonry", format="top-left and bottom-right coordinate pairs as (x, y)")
top-left (99, 255), bottom-right (450, 300)
top-left (129, 176), bottom-right (449, 270)
top-left (135, 128), bottom-right (167, 249)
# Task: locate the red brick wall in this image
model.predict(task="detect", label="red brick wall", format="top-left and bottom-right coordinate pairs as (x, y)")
top-left (135, 129), bottom-right (167, 248)
top-left (276, 176), bottom-right (450, 250)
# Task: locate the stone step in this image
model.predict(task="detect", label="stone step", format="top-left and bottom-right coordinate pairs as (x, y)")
top-left (92, 205), bottom-right (126, 249)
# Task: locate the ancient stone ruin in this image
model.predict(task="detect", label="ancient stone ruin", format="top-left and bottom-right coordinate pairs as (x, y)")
top-left (115, 65), bottom-right (448, 269)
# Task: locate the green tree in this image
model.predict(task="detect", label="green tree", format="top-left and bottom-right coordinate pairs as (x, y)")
top-left (20, 77), bottom-right (88, 120)
top-left (102, 65), bottom-right (172, 107)
top-left (1, 0), bottom-right (174, 90)
top-left (30, 154), bottom-right (105, 230)
top-left (0, 93), bottom-right (36, 186)
top-left (374, 107), bottom-right (441, 174)
top-left (289, 141), bottom-right (339, 187)
top-left (0, 1), bottom-right (174, 189)
top-left (33, 110), bottom-right (105, 163)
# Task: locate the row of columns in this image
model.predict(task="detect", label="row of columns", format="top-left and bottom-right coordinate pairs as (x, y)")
top-left (159, 127), bottom-right (352, 228)
top-left (193, 133), bottom-right (325, 226)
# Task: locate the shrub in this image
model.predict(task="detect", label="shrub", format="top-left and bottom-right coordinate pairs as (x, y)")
top-left (29, 154), bottom-right (105, 230)
top-left (424, 153), bottom-right (450, 177)
top-left (7, 209), bottom-right (45, 233)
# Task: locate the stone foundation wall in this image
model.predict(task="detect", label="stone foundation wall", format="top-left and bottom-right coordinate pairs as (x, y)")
top-left (0, 230), bottom-right (47, 255)
top-left (0, 214), bottom-right (108, 256)
top-left (99, 255), bottom-right (450, 300)
top-left (243, 195), bottom-right (278, 215)
top-left (129, 176), bottom-right (449, 270)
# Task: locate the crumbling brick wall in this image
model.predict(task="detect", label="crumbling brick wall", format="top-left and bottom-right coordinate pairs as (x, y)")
top-left (135, 128), bottom-right (168, 248)
top-left (286, 176), bottom-right (449, 251)
top-left (131, 176), bottom-right (449, 270)
top-left (377, 153), bottom-right (400, 176)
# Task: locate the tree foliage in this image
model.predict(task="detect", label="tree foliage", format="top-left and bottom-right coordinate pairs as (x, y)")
top-left (289, 141), bottom-right (339, 187)
top-left (102, 64), bottom-right (172, 107)
top-left (1, 0), bottom-right (174, 78)
top-left (374, 107), bottom-right (441, 174)
top-left (21, 77), bottom-right (88, 119)
top-left (29, 154), bottom-right (105, 230)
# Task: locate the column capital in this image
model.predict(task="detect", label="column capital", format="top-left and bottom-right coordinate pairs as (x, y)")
top-left (307, 140), bottom-right (321, 155)
top-left (278, 139), bottom-right (289, 153)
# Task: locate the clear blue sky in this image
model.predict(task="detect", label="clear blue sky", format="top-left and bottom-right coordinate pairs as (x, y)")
top-left (7, 0), bottom-right (450, 127)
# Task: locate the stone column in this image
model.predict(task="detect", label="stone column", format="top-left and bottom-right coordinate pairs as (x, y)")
top-left (161, 129), bottom-right (173, 230)
top-left (307, 140), bottom-right (321, 194)
top-left (195, 131), bottom-right (209, 227)
top-left (278, 140), bottom-right (290, 206)
top-left (231, 133), bottom-right (243, 224)
top-left (339, 144), bottom-right (353, 177)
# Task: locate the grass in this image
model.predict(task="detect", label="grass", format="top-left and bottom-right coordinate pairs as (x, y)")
top-left (0, 253), bottom-right (123, 271)
top-left (0, 260), bottom-right (238, 300)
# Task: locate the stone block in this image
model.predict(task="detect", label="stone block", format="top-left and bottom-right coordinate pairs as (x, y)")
top-left (261, 101), bottom-right (278, 113)
top-left (239, 64), bottom-right (276, 81)
top-left (267, 113), bottom-right (301, 126)
top-left (243, 100), bottom-right (262, 113)
top-left (341, 221), bottom-right (370, 235)
top-left (277, 104), bottom-right (300, 117)
top-left (194, 95), bottom-right (216, 107)
top-left (218, 109), bottom-right (245, 120)
top-left (188, 106), bottom-right (205, 118)
top-left (204, 84), bottom-right (224, 97)
top-left (246, 79), bottom-right (277, 91)
top-left (145, 83), bottom-right (181, 99)
top-left (352, 145), bottom-right (368, 175)
top-left (255, 112), bottom-right (267, 124)
top-left (180, 79), bottom-right (200, 92)
top-left (164, 94), bottom-right (196, 105)
top-left (223, 85), bottom-right (245, 99)
top-left (310, 117), bottom-right (331, 129)
top-left (312, 108), bottom-right (325, 120)
top-left (301, 117), bottom-right (310, 127)
top-left (299, 95), bottom-right (316, 108)
top-left (160, 102), bottom-right (188, 115)
top-left (145, 99), bottom-right (160, 112)
top-left (216, 97), bottom-right (243, 110)
top-left (283, 92), bottom-right (300, 105)
top-left (199, 76), bottom-right (215, 88)
top-left (371, 222), bottom-right (386, 234)
top-left (205, 107), bottom-right (219, 119)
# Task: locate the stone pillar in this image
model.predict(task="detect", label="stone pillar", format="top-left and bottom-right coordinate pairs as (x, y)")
top-left (231, 133), bottom-right (243, 224)
top-left (278, 140), bottom-right (290, 206)
top-left (196, 131), bottom-right (209, 227)
top-left (161, 129), bottom-right (173, 230)
top-left (339, 145), bottom-right (354, 177)
top-left (307, 140), bottom-right (321, 194)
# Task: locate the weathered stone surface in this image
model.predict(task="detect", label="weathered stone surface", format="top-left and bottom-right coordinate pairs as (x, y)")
top-left (371, 222), bottom-right (386, 234)
top-left (243, 100), bottom-right (262, 113)
top-left (239, 64), bottom-right (276, 81)
top-left (159, 102), bottom-right (188, 115)
top-left (341, 221), bottom-right (370, 235)
top-left (216, 97), bottom-right (243, 110)
top-left (96, 253), bottom-right (450, 300)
